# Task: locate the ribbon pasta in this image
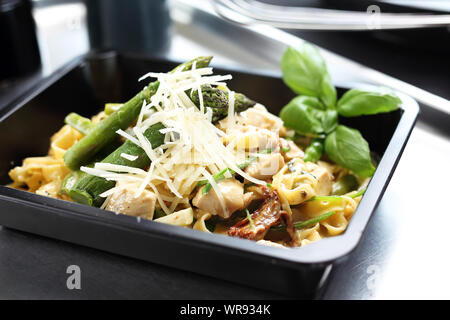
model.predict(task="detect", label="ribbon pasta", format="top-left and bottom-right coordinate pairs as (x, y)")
top-left (9, 124), bottom-right (83, 199)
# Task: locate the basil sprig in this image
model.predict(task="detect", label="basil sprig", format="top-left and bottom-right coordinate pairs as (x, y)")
top-left (280, 42), bottom-right (402, 178)
top-left (325, 125), bottom-right (375, 177)
top-left (337, 88), bottom-right (402, 117)
top-left (281, 44), bottom-right (336, 109)
top-left (279, 96), bottom-right (328, 135)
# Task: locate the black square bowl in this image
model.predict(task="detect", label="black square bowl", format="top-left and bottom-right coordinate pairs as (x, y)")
top-left (0, 51), bottom-right (418, 298)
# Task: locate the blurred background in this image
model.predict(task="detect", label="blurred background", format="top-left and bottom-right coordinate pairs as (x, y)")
top-left (1, 0), bottom-right (449, 110)
top-left (0, 0), bottom-right (449, 299)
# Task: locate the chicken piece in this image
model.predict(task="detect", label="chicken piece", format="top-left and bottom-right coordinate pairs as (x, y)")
top-left (228, 187), bottom-right (283, 241)
top-left (244, 185), bottom-right (266, 201)
top-left (308, 163), bottom-right (333, 196)
top-left (243, 191), bottom-right (255, 208)
top-left (106, 184), bottom-right (157, 220)
top-left (238, 104), bottom-right (284, 134)
top-left (279, 138), bottom-right (304, 161)
top-left (245, 153), bottom-right (285, 180)
top-left (192, 178), bottom-right (245, 219)
top-left (219, 105), bottom-right (282, 152)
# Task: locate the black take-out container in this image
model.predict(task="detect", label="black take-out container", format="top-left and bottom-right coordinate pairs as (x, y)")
top-left (0, 51), bottom-right (418, 298)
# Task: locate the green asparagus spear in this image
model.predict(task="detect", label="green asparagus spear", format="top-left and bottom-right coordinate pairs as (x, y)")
top-left (59, 137), bottom-right (124, 196)
top-left (60, 170), bottom-right (80, 196)
top-left (65, 113), bottom-right (95, 135)
top-left (234, 93), bottom-right (257, 113)
top-left (190, 86), bottom-right (256, 122)
top-left (104, 103), bottom-right (123, 116)
top-left (190, 85), bottom-right (228, 109)
top-left (68, 123), bottom-right (166, 206)
top-left (63, 56), bottom-right (213, 171)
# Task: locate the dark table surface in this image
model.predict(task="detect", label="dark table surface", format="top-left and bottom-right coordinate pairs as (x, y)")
top-left (0, 0), bottom-right (449, 300)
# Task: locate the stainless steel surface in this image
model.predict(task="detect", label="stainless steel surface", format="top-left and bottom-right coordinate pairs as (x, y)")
top-left (1, 0), bottom-right (449, 299)
top-left (211, 0), bottom-right (450, 30)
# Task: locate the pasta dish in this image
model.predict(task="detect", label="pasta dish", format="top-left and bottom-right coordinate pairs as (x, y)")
top-left (9, 49), bottom-right (400, 248)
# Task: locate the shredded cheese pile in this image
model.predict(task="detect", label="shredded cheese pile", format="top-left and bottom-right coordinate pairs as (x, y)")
top-left (81, 65), bottom-right (267, 214)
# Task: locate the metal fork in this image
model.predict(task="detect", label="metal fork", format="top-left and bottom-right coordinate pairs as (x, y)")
top-left (211, 0), bottom-right (450, 30)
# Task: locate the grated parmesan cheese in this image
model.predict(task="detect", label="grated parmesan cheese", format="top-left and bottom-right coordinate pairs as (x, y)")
top-left (120, 153), bottom-right (139, 161)
top-left (84, 65), bottom-right (267, 215)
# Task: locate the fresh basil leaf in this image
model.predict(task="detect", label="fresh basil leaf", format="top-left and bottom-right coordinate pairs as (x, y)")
top-left (324, 125), bottom-right (375, 177)
top-left (280, 96), bottom-right (338, 135)
top-left (279, 96), bottom-right (324, 134)
top-left (281, 44), bottom-right (337, 109)
top-left (337, 88), bottom-right (402, 117)
top-left (320, 109), bottom-right (338, 134)
top-left (319, 72), bottom-right (337, 110)
top-left (299, 95), bottom-right (327, 110)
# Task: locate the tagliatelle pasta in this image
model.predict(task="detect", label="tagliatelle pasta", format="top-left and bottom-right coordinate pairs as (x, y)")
top-left (49, 125), bottom-right (84, 160)
top-left (9, 125), bottom-right (83, 198)
top-left (193, 209), bottom-right (213, 233)
top-left (294, 223), bottom-right (322, 247)
top-left (321, 196), bottom-right (360, 236)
